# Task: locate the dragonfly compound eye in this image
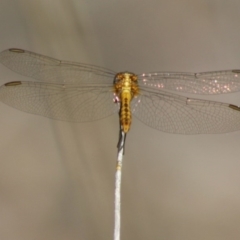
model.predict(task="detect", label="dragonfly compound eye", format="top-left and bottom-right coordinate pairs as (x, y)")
top-left (116, 73), bottom-right (124, 80)
top-left (130, 74), bottom-right (138, 82)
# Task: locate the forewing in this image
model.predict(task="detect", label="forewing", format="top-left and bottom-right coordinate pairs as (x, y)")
top-left (138, 70), bottom-right (240, 94)
top-left (132, 89), bottom-right (240, 134)
top-left (0, 81), bottom-right (119, 122)
top-left (0, 48), bottom-right (116, 84)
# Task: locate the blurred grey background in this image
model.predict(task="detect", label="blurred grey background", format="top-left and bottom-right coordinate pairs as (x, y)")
top-left (0, 1), bottom-right (240, 240)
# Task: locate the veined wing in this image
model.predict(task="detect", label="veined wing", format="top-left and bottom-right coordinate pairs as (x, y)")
top-left (132, 88), bottom-right (240, 134)
top-left (138, 70), bottom-right (240, 95)
top-left (0, 81), bottom-right (119, 122)
top-left (0, 48), bottom-right (116, 84)
top-left (2, 48), bottom-right (240, 95)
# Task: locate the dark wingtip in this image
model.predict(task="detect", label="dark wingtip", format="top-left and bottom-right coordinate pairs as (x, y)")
top-left (229, 104), bottom-right (240, 111)
top-left (4, 81), bottom-right (22, 86)
top-left (9, 48), bottom-right (25, 53)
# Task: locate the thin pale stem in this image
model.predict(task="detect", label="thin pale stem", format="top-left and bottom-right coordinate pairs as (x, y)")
top-left (114, 131), bottom-right (125, 240)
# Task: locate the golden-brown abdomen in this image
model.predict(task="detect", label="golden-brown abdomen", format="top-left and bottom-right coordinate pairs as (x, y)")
top-left (120, 90), bottom-right (132, 133)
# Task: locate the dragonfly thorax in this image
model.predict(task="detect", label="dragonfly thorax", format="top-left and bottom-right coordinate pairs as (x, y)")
top-left (113, 72), bottom-right (139, 97)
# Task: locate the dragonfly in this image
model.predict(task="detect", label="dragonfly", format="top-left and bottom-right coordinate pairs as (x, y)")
top-left (1, 48), bottom-right (240, 135)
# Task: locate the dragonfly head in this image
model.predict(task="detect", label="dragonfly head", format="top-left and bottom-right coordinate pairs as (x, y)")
top-left (113, 72), bottom-right (138, 84)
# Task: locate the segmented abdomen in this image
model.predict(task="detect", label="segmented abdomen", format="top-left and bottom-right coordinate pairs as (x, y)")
top-left (120, 91), bottom-right (132, 133)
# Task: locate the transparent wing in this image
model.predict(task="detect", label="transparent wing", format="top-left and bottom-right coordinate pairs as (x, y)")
top-left (0, 48), bottom-right (116, 84)
top-left (0, 81), bottom-right (119, 122)
top-left (132, 89), bottom-right (240, 134)
top-left (2, 48), bottom-right (240, 95)
top-left (138, 70), bottom-right (240, 95)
